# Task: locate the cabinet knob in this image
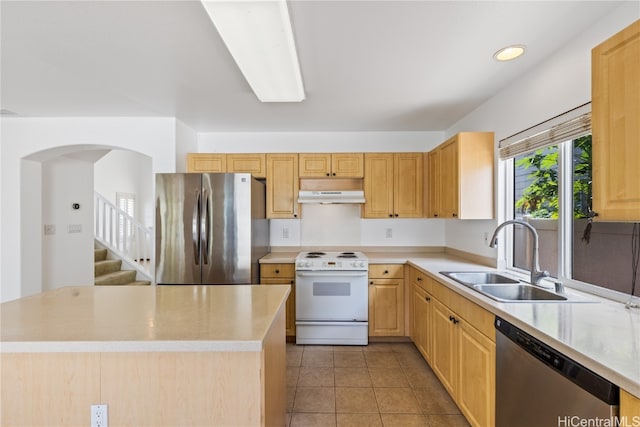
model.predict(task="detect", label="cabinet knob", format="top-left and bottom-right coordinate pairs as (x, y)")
top-left (389, 214), bottom-right (393, 218)
top-left (332, 172), bottom-right (336, 176)
top-left (434, 214), bottom-right (438, 217)
top-left (452, 213), bottom-right (457, 217)
top-left (425, 296), bottom-right (431, 302)
top-left (293, 213), bottom-right (298, 218)
top-left (290, 280), bottom-right (294, 284)
top-left (417, 277), bottom-right (422, 281)
top-left (326, 172), bottom-right (330, 176)
top-left (384, 270), bottom-right (389, 274)
top-left (395, 214), bottom-right (399, 217)
top-left (275, 269), bottom-right (280, 274)
top-left (369, 281), bottom-right (374, 285)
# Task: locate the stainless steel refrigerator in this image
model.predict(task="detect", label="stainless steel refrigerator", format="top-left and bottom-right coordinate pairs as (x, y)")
top-left (155, 173), bottom-right (269, 285)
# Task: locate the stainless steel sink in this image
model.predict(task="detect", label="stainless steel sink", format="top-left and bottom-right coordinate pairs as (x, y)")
top-left (440, 271), bottom-right (520, 286)
top-left (473, 283), bottom-right (567, 302)
top-left (439, 271), bottom-right (594, 303)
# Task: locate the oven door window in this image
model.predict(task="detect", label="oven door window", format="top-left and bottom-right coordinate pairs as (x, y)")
top-left (313, 281), bottom-right (350, 296)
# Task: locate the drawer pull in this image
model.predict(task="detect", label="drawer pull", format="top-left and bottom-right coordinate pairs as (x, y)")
top-left (384, 270), bottom-right (389, 274)
top-left (275, 269), bottom-right (280, 274)
top-left (417, 277), bottom-right (422, 281)
top-left (425, 296), bottom-right (431, 302)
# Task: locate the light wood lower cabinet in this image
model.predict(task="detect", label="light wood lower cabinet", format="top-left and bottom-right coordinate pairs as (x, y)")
top-left (620, 389), bottom-right (640, 420)
top-left (260, 264), bottom-right (296, 337)
top-left (368, 264), bottom-right (404, 336)
top-left (410, 270), bottom-right (495, 427)
top-left (409, 267), bottom-right (433, 363)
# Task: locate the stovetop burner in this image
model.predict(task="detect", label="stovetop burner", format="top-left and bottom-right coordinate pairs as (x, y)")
top-left (295, 251), bottom-right (368, 271)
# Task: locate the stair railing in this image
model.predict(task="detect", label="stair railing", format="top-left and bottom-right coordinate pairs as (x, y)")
top-left (94, 192), bottom-right (153, 279)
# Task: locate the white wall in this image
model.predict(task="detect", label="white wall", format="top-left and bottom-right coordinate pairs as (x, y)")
top-left (198, 131), bottom-right (444, 153)
top-left (42, 156), bottom-right (94, 291)
top-left (270, 205), bottom-right (445, 248)
top-left (175, 119), bottom-right (198, 172)
top-left (94, 149), bottom-right (154, 227)
top-left (443, 3), bottom-right (639, 260)
top-left (1, 117), bottom-right (177, 302)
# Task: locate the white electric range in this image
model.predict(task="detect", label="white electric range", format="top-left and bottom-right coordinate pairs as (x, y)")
top-left (294, 251), bottom-right (369, 345)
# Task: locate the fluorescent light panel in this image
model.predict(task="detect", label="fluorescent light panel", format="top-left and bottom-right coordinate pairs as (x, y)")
top-left (201, 0), bottom-right (305, 102)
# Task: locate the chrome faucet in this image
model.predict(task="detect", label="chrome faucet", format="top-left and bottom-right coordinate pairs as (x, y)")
top-left (489, 219), bottom-right (549, 287)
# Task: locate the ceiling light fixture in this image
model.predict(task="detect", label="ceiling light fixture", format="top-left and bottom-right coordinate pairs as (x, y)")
top-left (201, 0), bottom-right (305, 102)
top-left (493, 45), bottom-right (526, 62)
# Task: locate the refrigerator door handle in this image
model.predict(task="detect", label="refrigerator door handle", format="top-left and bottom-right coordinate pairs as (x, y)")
top-left (192, 190), bottom-right (201, 266)
top-left (201, 190), bottom-right (210, 265)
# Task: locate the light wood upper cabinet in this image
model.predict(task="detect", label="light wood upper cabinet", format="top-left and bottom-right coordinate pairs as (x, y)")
top-left (226, 154), bottom-right (266, 178)
top-left (187, 153), bottom-right (226, 173)
top-left (428, 132), bottom-right (494, 219)
top-left (592, 20), bottom-right (640, 221)
top-left (186, 153), bottom-right (266, 178)
top-left (427, 150), bottom-right (441, 218)
top-left (363, 153), bottom-right (423, 218)
top-left (266, 154), bottom-right (299, 219)
top-left (368, 264), bottom-right (404, 336)
top-left (299, 153), bottom-right (364, 178)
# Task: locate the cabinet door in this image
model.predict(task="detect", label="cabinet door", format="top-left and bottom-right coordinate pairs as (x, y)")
top-left (299, 153), bottom-right (331, 177)
top-left (368, 278), bottom-right (404, 336)
top-left (186, 154), bottom-right (226, 173)
top-left (261, 278), bottom-right (296, 336)
top-left (427, 151), bottom-right (440, 218)
top-left (226, 154), bottom-right (266, 178)
top-left (457, 320), bottom-right (495, 427)
top-left (394, 153), bottom-right (424, 218)
top-left (431, 298), bottom-right (457, 396)
top-left (412, 284), bottom-right (432, 362)
top-left (266, 154), bottom-right (299, 219)
top-left (332, 153), bottom-right (364, 178)
top-left (592, 20), bottom-right (640, 221)
top-left (439, 140), bottom-right (459, 218)
top-left (363, 153), bottom-right (394, 218)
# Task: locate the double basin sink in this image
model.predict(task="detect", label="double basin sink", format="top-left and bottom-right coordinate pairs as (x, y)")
top-left (440, 271), bottom-right (578, 303)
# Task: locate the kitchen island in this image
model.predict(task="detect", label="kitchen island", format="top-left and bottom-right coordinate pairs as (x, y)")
top-left (1, 284), bottom-right (290, 426)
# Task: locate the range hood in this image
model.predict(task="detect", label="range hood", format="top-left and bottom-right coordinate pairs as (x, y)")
top-left (298, 190), bottom-right (365, 204)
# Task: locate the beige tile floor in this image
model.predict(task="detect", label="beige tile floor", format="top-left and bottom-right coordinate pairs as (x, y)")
top-left (286, 342), bottom-right (471, 427)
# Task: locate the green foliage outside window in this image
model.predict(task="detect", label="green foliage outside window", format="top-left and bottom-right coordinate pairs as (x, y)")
top-left (515, 135), bottom-right (592, 219)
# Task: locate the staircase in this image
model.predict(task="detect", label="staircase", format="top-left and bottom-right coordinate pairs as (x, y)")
top-left (94, 248), bottom-right (150, 286)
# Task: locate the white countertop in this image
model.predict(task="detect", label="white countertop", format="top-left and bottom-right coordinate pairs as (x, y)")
top-left (259, 249), bottom-right (640, 396)
top-left (1, 285), bottom-right (290, 353)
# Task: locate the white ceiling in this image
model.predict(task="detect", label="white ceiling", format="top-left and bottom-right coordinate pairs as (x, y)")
top-left (0, 1), bottom-right (626, 132)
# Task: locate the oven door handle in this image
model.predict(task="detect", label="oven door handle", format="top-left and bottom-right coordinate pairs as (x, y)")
top-left (296, 272), bottom-right (368, 278)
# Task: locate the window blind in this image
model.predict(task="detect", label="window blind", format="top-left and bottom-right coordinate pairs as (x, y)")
top-left (498, 103), bottom-right (591, 159)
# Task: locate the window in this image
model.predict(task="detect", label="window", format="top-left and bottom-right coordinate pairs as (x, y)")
top-left (502, 106), bottom-right (639, 302)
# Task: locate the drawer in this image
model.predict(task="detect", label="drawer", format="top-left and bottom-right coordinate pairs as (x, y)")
top-left (409, 267), bottom-right (430, 292)
top-left (369, 264), bottom-right (404, 279)
top-left (260, 264), bottom-right (294, 278)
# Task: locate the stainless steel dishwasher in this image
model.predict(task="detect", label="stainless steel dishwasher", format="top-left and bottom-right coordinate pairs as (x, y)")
top-left (495, 317), bottom-right (619, 427)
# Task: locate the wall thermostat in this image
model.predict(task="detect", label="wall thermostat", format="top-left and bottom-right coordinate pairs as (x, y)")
top-left (72, 203), bottom-right (80, 210)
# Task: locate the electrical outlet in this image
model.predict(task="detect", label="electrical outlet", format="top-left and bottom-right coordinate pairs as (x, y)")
top-left (44, 224), bottom-right (56, 235)
top-left (91, 404), bottom-right (108, 427)
top-left (68, 224), bottom-right (82, 234)
top-left (386, 228), bottom-right (393, 238)
top-left (283, 226), bottom-right (289, 239)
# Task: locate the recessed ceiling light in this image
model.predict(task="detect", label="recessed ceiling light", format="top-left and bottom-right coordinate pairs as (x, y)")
top-left (493, 45), bottom-right (526, 62)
